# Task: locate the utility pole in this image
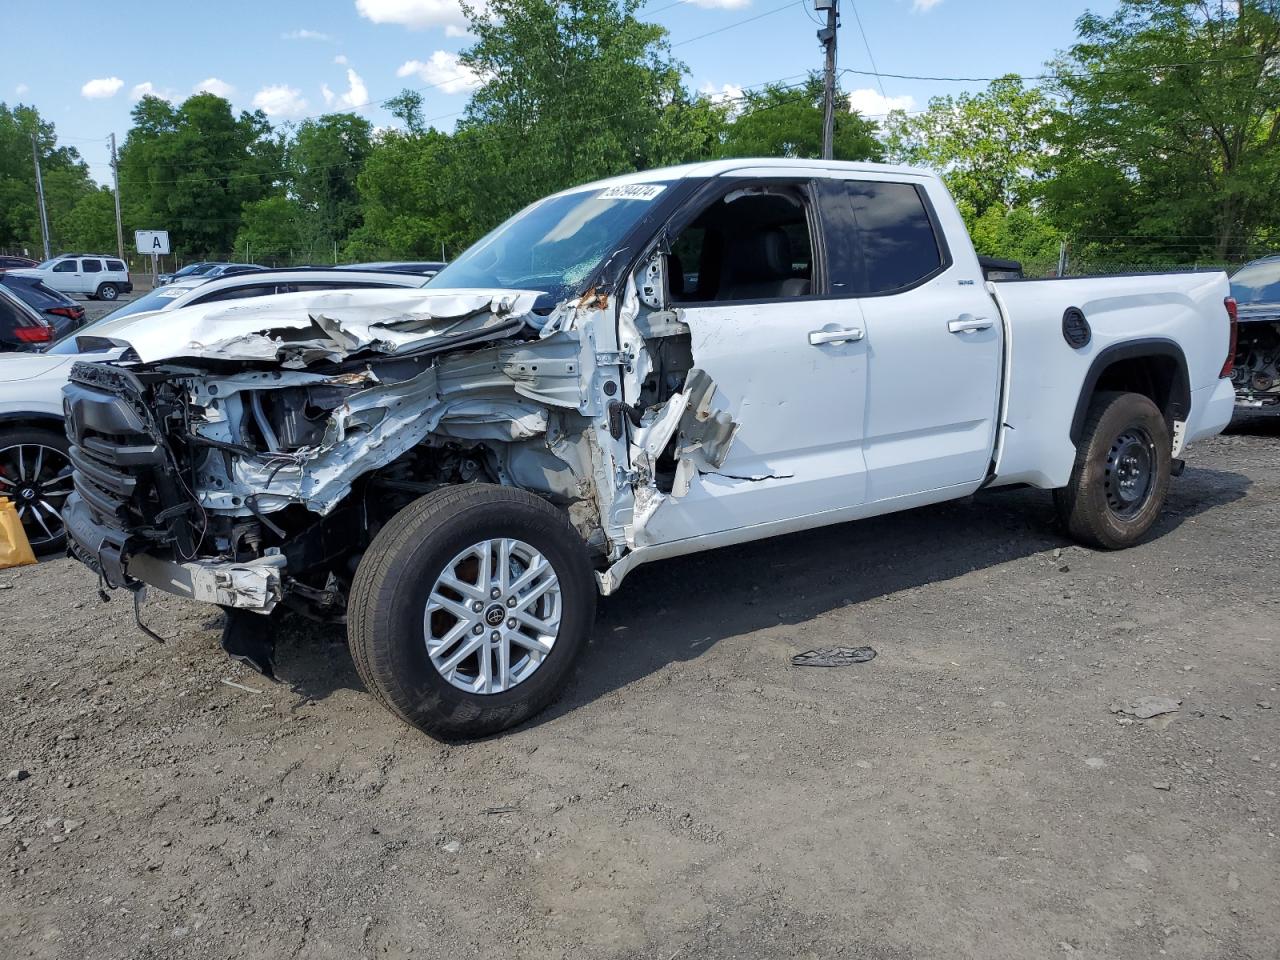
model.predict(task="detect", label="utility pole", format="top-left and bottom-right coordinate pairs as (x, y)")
top-left (816, 0), bottom-right (839, 160)
top-left (109, 133), bottom-right (125, 260)
top-left (30, 134), bottom-right (51, 261)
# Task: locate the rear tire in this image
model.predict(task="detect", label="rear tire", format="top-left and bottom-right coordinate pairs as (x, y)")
top-left (1054, 391), bottom-right (1171, 550)
top-left (348, 484), bottom-right (596, 739)
top-left (95, 283), bottom-right (118, 301)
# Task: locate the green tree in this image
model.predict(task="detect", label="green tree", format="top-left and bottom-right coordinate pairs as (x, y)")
top-left (234, 195), bottom-right (306, 264)
top-left (1043, 0), bottom-right (1280, 262)
top-left (0, 102), bottom-right (96, 252)
top-left (55, 187), bottom-right (119, 253)
top-left (290, 113), bottom-right (373, 254)
top-left (458, 0), bottom-right (687, 223)
top-left (883, 76), bottom-right (1052, 218)
top-left (118, 93), bottom-right (283, 258)
top-left (719, 77), bottom-right (883, 162)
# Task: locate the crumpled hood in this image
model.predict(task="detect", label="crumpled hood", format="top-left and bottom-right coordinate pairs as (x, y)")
top-left (111, 286), bottom-right (547, 366)
top-left (1237, 301), bottom-right (1280, 323)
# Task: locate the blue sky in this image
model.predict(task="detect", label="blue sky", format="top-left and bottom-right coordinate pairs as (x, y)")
top-left (3, 0), bottom-right (1120, 186)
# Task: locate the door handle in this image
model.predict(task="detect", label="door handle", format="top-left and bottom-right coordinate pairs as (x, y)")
top-left (808, 327), bottom-right (864, 346)
top-left (948, 315), bottom-right (993, 334)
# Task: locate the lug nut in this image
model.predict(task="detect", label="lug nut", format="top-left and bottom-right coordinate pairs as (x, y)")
top-left (490, 587), bottom-right (501, 599)
top-left (506, 597), bottom-right (517, 607)
top-left (507, 618), bottom-right (517, 629)
top-left (471, 601), bottom-right (484, 613)
top-left (472, 624), bottom-right (484, 635)
top-left (490, 631), bottom-right (501, 642)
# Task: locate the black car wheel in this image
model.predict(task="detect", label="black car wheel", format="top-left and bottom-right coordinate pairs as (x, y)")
top-left (0, 427), bottom-right (74, 555)
top-left (96, 283), bottom-right (119, 301)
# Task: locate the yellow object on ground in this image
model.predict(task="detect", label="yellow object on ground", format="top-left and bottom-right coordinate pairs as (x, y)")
top-left (0, 497), bottom-right (37, 569)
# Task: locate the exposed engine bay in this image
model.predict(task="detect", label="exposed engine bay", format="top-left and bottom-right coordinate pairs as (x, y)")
top-left (1233, 319), bottom-right (1280, 411)
top-left (61, 276), bottom-right (723, 621)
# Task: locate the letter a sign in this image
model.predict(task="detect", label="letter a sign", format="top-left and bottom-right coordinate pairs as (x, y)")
top-left (134, 230), bottom-right (170, 255)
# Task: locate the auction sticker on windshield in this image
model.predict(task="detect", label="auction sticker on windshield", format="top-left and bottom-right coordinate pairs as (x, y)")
top-left (598, 184), bottom-right (666, 201)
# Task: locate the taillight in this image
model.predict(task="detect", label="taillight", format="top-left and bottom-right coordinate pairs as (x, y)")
top-left (13, 324), bottom-right (52, 344)
top-left (1221, 296), bottom-right (1238, 378)
top-left (47, 305), bottom-right (80, 320)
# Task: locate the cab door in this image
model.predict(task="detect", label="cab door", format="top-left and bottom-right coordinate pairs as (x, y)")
top-left (48, 259), bottom-right (82, 296)
top-left (632, 177), bottom-right (869, 546)
top-left (820, 176), bottom-right (1003, 502)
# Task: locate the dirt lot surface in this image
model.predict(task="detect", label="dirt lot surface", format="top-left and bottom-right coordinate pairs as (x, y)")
top-left (2, 414), bottom-right (1278, 960)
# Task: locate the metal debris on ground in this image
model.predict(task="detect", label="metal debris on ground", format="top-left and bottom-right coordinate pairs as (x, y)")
top-left (791, 646), bottom-right (878, 668)
top-left (1110, 696), bottom-right (1181, 719)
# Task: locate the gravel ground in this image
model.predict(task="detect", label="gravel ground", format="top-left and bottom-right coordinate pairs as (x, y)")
top-left (2, 401), bottom-right (1278, 958)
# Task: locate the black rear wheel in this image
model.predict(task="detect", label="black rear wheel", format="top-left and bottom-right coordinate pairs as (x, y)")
top-left (1054, 391), bottom-right (1172, 549)
top-left (95, 283), bottom-right (119, 301)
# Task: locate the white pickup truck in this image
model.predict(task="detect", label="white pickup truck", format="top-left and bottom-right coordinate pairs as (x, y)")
top-left (60, 159), bottom-right (1237, 738)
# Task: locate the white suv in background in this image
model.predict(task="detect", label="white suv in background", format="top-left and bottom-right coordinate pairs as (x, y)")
top-left (11, 254), bottom-right (134, 301)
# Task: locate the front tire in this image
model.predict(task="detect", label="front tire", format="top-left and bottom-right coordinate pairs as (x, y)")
top-left (1054, 391), bottom-right (1172, 549)
top-left (95, 283), bottom-right (119, 301)
top-left (348, 484), bottom-right (596, 739)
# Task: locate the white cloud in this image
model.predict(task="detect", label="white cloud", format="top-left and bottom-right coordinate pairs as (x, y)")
top-left (396, 52), bottom-right (481, 95)
top-left (15, 83), bottom-right (29, 96)
top-left (81, 77), bottom-right (124, 99)
top-left (848, 88), bottom-right (916, 117)
top-left (444, 24), bottom-right (472, 38)
top-left (911, 0), bottom-right (943, 11)
top-left (321, 67), bottom-right (370, 109)
top-left (683, 0), bottom-right (751, 8)
top-left (253, 84), bottom-right (309, 117)
top-left (699, 82), bottom-right (745, 105)
top-left (282, 28), bottom-right (335, 41)
top-left (131, 81), bottom-right (179, 102)
top-left (334, 54), bottom-right (349, 65)
top-left (193, 77), bottom-right (235, 98)
top-left (355, 0), bottom-right (472, 33)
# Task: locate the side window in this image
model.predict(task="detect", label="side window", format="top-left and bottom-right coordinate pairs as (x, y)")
top-left (666, 184), bottom-right (816, 304)
top-left (192, 284), bottom-right (279, 305)
top-left (106, 260), bottom-right (126, 272)
top-left (52, 260), bottom-right (77, 273)
top-left (82, 259), bottom-right (102, 273)
top-left (828, 180), bottom-right (946, 296)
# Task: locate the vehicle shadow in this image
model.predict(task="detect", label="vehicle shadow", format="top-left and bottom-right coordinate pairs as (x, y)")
top-left (272, 466), bottom-right (1249, 726)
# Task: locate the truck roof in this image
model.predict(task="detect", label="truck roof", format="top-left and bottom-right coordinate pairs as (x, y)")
top-left (558, 158), bottom-right (937, 196)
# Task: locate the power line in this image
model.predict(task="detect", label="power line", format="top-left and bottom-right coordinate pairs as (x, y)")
top-left (846, 0), bottom-right (887, 100)
top-left (839, 53), bottom-right (1269, 84)
top-left (672, 0), bottom-right (803, 47)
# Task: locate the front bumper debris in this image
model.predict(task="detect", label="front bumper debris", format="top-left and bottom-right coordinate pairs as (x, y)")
top-left (128, 553), bottom-right (287, 614)
top-left (65, 492), bottom-right (287, 614)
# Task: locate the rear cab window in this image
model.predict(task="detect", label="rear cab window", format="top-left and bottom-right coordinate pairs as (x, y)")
top-left (106, 260), bottom-right (127, 272)
top-left (820, 179), bottom-right (950, 296)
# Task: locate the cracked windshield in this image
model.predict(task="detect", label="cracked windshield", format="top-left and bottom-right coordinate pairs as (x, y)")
top-left (430, 183), bottom-right (671, 308)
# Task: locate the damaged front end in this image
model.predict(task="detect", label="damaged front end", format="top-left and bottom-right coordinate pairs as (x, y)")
top-left (61, 287), bottom-right (636, 620)
top-left (1233, 306), bottom-right (1280, 412)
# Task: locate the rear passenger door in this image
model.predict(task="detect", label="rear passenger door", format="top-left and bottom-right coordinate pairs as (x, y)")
top-left (820, 176), bottom-right (1002, 502)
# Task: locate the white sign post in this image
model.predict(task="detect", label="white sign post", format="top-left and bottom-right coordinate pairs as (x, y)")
top-left (134, 230), bottom-right (170, 286)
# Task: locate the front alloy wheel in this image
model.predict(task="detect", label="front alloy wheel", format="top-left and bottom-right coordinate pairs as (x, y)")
top-left (349, 484), bottom-right (595, 739)
top-left (425, 538), bottom-right (562, 694)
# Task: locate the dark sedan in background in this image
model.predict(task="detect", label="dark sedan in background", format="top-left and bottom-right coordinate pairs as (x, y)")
top-left (0, 274), bottom-right (87, 338)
